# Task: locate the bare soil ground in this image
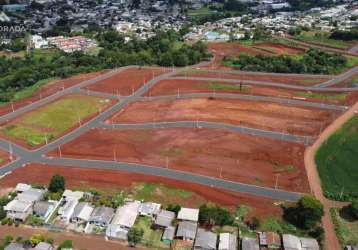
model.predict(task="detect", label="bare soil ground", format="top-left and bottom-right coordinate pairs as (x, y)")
top-left (0, 71), bottom-right (108, 117)
top-left (0, 163), bottom-right (282, 217)
top-left (108, 98), bottom-right (338, 136)
top-left (145, 79), bottom-right (353, 105)
top-left (0, 149), bottom-right (10, 168)
top-left (176, 71), bottom-right (330, 86)
top-left (254, 42), bottom-right (305, 55)
top-left (47, 127), bottom-right (310, 193)
top-left (86, 67), bottom-right (170, 96)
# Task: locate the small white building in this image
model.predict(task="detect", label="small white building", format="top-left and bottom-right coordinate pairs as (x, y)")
top-left (70, 202), bottom-right (94, 224)
top-left (219, 233), bottom-right (237, 250)
top-left (178, 208), bottom-right (199, 222)
top-left (4, 199), bottom-right (33, 221)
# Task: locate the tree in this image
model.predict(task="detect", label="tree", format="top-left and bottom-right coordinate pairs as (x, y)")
top-left (48, 175), bottom-right (65, 193)
top-left (166, 204), bottom-right (181, 215)
top-left (127, 227), bottom-right (144, 246)
top-left (349, 199), bottom-right (358, 220)
top-left (58, 240), bottom-right (73, 250)
top-left (199, 203), bottom-right (234, 227)
top-left (283, 195), bottom-right (324, 229)
top-left (30, 234), bottom-right (45, 246)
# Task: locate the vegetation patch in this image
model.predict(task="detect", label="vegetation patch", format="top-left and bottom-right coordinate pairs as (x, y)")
top-left (133, 183), bottom-right (192, 203)
top-left (296, 31), bottom-right (355, 49)
top-left (315, 116), bottom-right (358, 201)
top-left (204, 82), bottom-right (249, 91)
top-left (294, 92), bottom-right (347, 100)
top-left (135, 217), bottom-right (169, 249)
top-left (12, 77), bottom-right (58, 102)
top-left (330, 208), bottom-right (358, 246)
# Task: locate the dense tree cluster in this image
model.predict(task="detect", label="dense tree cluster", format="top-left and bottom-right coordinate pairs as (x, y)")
top-left (330, 28), bottom-right (358, 41)
top-left (0, 30), bottom-right (208, 103)
top-left (226, 49), bottom-right (347, 74)
top-left (199, 203), bottom-right (234, 227)
top-left (286, 0), bottom-right (333, 11)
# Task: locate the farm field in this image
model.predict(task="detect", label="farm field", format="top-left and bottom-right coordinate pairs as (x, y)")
top-left (176, 70), bottom-right (330, 86)
top-left (0, 163), bottom-right (282, 217)
top-left (145, 79), bottom-right (353, 105)
top-left (315, 115), bottom-right (358, 200)
top-left (47, 127), bottom-right (310, 193)
top-left (107, 97), bottom-right (338, 136)
top-left (0, 94), bottom-right (114, 148)
top-left (0, 71), bottom-right (108, 117)
top-left (86, 67), bottom-right (170, 96)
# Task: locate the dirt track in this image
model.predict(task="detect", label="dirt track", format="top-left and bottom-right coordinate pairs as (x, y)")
top-left (254, 42), bottom-right (305, 55)
top-left (108, 97), bottom-right (339, 136)
top-left (304, 102), bottom-right (358, 250)
top-left (47, 127), bottom-right (310, 193)
top-left (87, 67), bottom-right (169, 96)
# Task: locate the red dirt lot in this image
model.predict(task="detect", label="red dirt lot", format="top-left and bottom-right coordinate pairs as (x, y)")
top-left (176, 71), bottom-right (331, 86)
top-left (254, 42), bottom-right (305, 55)
top-left (0, 149), bottom-right (10, 168)
top-left (0, 163), bottom-right (282, 217)
top-left (108, 98), bottom-right (338, 136)
top-left (86, 67), bottom-right (170, 96)
top-left (47, 127), bottom-right (310, 193)
top-left (0, 71), bottom-right (108, 117)
top-left (145, 78), bottom-right (352, 105)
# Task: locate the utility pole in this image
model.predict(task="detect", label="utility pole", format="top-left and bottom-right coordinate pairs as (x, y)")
top-left (58, 145), bottom-right (62, 158)
top-left (9, 142), bottom-right (13, 161)
top-left (113, 150), bottom-right (117, 162)
top-left (11, 101), bottom-right (14, 112)
top-left (339, 186), bottom-right (344, 200)
top-left (275, 174), bottom-right (280, 189)
top-left (44, 134), bottom-right (48, 145)
top-left (166, 157), bottom-right (169, 169)
top-left (219, 166), bottom-right (222, 178)
top-left (177, 88), bottom-right (180, 98)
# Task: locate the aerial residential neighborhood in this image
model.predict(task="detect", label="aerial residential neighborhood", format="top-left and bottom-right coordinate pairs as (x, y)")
top-left (0, 0), bottom-right (357, 250)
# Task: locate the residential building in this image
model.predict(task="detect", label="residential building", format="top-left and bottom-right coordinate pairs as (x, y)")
top-left (177, 207), bottom-right (199, 222)
top-left (139, 202), bottom-right (161, 217)
top-left (4, 199), bottom-right (33, 221)
top-left (194, 228), bottom-right (217, 250)
top-left (33, 201), bottom-right (55, 220)
top-left (33, 242), bottom-right (54, 250)
top-left (89, 206), bottom-right (114, 227)
top-left (162, 226), bottom-right (175, 245)
top-left (59, 200), bottom-right (78, 223)
top-left (154, 210), bottom-right (175, 228)
top-left (258, 231), bottom-right (281, 249)
top-left (176, 221), bottom-right (198, 241)
top-left (300, 238), bottom-right (320, 250)
top-left (218, 233), bottom-right (237, 250)
top-left (282, 234), bottom-right (302, 250)
top-left (15, 183), bottom-right (31, 193)
top-left (70, 202), bottom-right (94, 224)
top-left (241, 237), bottom-right (260, 250)
top-left (62, 190), bottom-right (84, 202)
top-left (17, 188), bottom-right (45, 203)
top-left (4, 243), bottom-right (25, 250)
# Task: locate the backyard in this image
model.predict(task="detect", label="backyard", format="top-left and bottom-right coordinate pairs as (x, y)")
top-left (330, 208), bottom-right (358, 246)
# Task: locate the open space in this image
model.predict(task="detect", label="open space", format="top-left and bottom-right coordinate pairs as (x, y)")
top-left (47, 127), bottom-right (310, 193)
top-left (0, 94), bottom-right (114, 147)
top-left (253, 42), bottom-right (305, 55)
top-left (330, 208), bottom-right (358, 246)
top-left (108, 97), bottom-right (338, 136)
top-left (0, 149), bottom-right (10, 168)
top-left (86, 67), bottom-right (169, 96)
top-left (315, 116), bottom-right (358, 200)
top-left (0, 163), bottom-right (282, 217)
top-left (295, 31), bottom-right (357, 50)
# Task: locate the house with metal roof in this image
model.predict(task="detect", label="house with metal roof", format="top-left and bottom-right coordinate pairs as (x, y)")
top-left (194, 228), bottom-right (217, 250)
top-left (33, 201), bottom-right (55, 220)
top-left (4, 243), bottom-right (25, 250)
top-left (4, 199), bottom-right (33, 221)
top-left (33, 242), bottom-right (54, 250)
top-left (177, 207), bottom-right (199, 222)
top-left (300, 237), bottom-right (320, 250)
top-left (282, 234), bottom-right (302, 250)
top-left (89, 206), bottom-right (114, 227)
top-left (59, 200), bottom-right (78, 223)
top-left (241, 237), bottom-right (260, 250)
top-left (154, 210), bottom-right (175, 228)
top-left (17, 188), bottom-right (45, 203)
top-left (218, 233), bottom-right (237, 250)
top-left (70, 202), bottom-right (94, 224)
top-left (139, 202), bottom-right (161, 217)
top-left (176, 221), bottom-right (198, 241)
top-left (62, 190), bottom-right (84, 202)
top-left (15, 183), bottom-right (31, 193)
top-left (162, 226), bottom-right (175, 245)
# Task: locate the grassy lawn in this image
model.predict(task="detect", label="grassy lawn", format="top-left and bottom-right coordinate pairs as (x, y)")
top-left (294, 92), bottom-right (347, 100)
top-left (133, 183), bottom-right (192, 203)
top-left (203, 82), bottom-right (249, 91)
top-left (346, 55), bottom-right (358, 68)
top-left (330, 208), bottom-right (358, 246)
top-left (135, 217), bottom-right (169, 249)
top-left (315, 116), bottom-right (358, 201)
top-left (2, 94), bottom-right (109, 146)
top-left (296, 31), bottom-right (355, 49)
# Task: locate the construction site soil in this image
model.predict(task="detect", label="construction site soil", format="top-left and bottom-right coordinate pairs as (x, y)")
top-left (47, 127), bottom-right (310, 193)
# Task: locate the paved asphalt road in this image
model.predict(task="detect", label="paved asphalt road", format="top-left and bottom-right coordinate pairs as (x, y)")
top-left (313, 65), bottom-right (358, 88)
top-left (0, 63), bottom-right (356, 202)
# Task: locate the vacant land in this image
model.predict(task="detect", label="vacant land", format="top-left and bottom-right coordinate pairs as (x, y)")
top-left (296, 31), bottom-right (357, 50)
top-left (330, 208), bottom-right (358, 246)
top-left (87, 67), bottom-right (169, 96)
top-left (145, 79), bottom-right (352, 105)
top-left (0, 94), bottom-right (113, 147)
top-left (254, 42), bottom-right (305, 55)
top-left (0, 71), bottom-right (107, 117)
top-left (0, 150), bottom-right (10, 168)
top-left (315, 116), bottom-right (358, 200)
top-left (176, 70), bottom-right (330, 86)
top-left (0, 163), bottom-right (282, 216)
top-left (47, 127), bottom-right (309, 193)
top-left (108, 98), bottom-right (337, 136)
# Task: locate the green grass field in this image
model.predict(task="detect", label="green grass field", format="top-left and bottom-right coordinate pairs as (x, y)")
top-left (295, 92), bottom-right (347, 100)
top-left (315, 116), bottom-right (358, 200)
top-left (330, 208), bottom-right (358, 246)
top-left (135, 217), bottom-right (169, 249)
top-left (2, 94), bottom-right (109, 146)
top-left (12, 77), bottom-right (59, 102)
top-left (296, 31), bottom-right (355, 50)
top-left (133, 183), bottom-right (192, 202)
top-left (204, 83), bottom-right (249, 91)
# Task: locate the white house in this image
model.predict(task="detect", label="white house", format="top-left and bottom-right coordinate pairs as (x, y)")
top-left (178, 208), bottom-right (199, 222)
top-left (4, 199), bottom-right (33, 221)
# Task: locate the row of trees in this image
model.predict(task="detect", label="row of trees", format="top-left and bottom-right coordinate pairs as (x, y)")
top-left (330, 28), bottom-right (358, 41)
top-left (226, 49), bottom-right (347, 74)
top-left (0, 29), bottom-right (208, 103)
